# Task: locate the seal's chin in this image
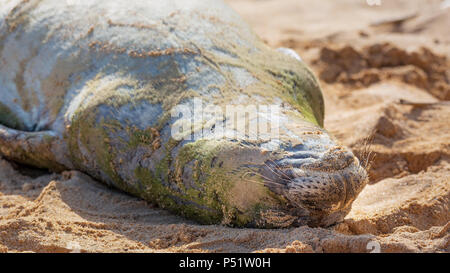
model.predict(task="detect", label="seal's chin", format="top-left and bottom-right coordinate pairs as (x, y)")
top-left (260, 140), bottom-right (368, 227)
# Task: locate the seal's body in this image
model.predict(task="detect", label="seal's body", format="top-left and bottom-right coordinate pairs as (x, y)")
top-left (0, 0), bottom-right (367, 227)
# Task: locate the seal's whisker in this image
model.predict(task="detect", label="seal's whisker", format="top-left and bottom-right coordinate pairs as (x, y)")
top-left (242, 171), bottom-right (281, 186)
top-left (242, 176), bottom-right (278, 187)
top-left (266, 159), bottom-right (292, 180)
top-left (262, 163), bottom-right (292, 183)
top-left (242, 177), bottom-right (271, 187)
top-left (356, 128), bottom-right (376, 172)
top-left (242, 176), bottom-right (287, 188)
top-left (242, 171), bottom-right (285, 187)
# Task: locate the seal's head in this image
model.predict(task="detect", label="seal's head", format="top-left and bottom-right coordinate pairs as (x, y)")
top-left (170, 94), bottom-right (367, 227)
top-left (245, 48), bottom-right (369, 227)
top-left (166, 48), bottom-right (368, 228)
top-left (208, 49), bottom-right (368, 227)
top-left (179, 120), bottom-right (369, 228)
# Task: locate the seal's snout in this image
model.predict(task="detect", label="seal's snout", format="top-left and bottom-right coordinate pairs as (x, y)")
top-left (261, 140), bottom-right (368, 227)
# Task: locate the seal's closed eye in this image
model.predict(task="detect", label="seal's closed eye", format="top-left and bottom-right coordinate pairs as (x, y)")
top-left (0, 0), bottom-right (367, 228)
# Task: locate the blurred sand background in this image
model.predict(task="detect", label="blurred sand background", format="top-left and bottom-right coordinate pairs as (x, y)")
top-left (0, 0), bottom-right (448, 253)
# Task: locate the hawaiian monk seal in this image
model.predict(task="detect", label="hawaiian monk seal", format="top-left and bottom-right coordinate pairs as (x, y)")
top-left (0, 0), bottom-right (368, 228)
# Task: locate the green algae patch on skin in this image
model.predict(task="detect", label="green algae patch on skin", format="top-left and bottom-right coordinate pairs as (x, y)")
top-left (174, 140), bottom-right (287, 226)
top-left (134, 140), bottom-right (228, 225)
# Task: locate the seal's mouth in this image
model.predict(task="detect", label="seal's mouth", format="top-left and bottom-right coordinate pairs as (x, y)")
top-left (260, 139), bottom-right (368, 227)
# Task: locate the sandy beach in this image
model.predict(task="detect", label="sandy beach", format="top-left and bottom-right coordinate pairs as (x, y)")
top-left (0, 0), bottom-right (448, 253)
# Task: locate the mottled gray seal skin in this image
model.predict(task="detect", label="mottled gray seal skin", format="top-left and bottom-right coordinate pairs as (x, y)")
top-left (0, 0), bottom-right (368, 228)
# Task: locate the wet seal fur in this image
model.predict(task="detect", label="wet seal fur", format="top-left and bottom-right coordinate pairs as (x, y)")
top-left (0, 0), bottom-right (368, 228)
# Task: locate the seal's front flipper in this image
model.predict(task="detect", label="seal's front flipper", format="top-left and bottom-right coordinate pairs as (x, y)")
top-left (0, 124), bottom-right (67, 171)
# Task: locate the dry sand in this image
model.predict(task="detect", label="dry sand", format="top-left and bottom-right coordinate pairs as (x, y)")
top-left (0, 0), bottom-right (449, 253)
